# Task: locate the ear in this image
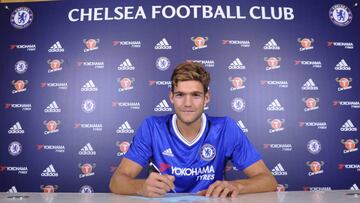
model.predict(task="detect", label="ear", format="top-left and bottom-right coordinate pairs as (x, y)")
top-left (169, 91), bottom-right (174, 104)
top-left (204, 91), bottom-right (210, 106)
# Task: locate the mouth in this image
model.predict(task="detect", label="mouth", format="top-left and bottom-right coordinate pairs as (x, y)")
top-left (181, 110), bottom-right (194, 113)
top-left (181, 111), bottom-right (196, 116)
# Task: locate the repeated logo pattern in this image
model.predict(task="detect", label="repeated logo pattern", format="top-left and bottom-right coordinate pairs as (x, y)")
top-left (1, 2), bottom-right (358, 193)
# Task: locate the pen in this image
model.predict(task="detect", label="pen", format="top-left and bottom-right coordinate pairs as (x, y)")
top-left (150, 162), bottom-right (176, 193)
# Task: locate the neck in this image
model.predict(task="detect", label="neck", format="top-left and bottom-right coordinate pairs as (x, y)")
top-left (176, 115), bottom-right (203, 143)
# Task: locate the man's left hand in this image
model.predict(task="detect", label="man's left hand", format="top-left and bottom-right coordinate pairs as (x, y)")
top-left (197, 181), bottom-right (242, 198)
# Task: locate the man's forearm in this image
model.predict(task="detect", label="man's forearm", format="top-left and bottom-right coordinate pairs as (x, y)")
top-left (109, 174), bottom-right (145, 195)
top-left (230, 173), bottom-right (278, 194)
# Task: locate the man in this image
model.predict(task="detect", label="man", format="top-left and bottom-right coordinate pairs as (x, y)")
top-left (109, 62), bottom-right (277, 197)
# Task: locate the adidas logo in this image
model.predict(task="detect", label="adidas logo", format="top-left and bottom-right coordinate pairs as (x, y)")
top-left (154, 38), bottom-right (172, 49)
top-left (301, 78), bottom-right (319, 90)
top-left (44, 101), bottom-right (61, 113)
top-left (263, 38), bottom-right (280, 50)
top-left (79, 143), bottom-right (96, 155)
top-left (7, 186), bottom-right (18, 193)
top-left (162, 148), bottom-right (174, 157)
top-left (340, 119), bottom-right (357, 131)
top-left (48, 41), bottom-right (64, 52)
top-left (237, 120), bottom-right (248, 133)
top-left (335, 59), bottom-right (351, 71)
top-left (81, 80), bottom-right (98, 92)
top-left (154, 99), bottom-right (172, 112)
top-left (118, 59), bottom-right (135, 70)
top-left (116, 121), bottom-right (135, 134)
top-left (8, 122), bottom-right (25, 134)
top-left (267, 99), bottom-right (284, 111)
top-left (41, 164), bottom-right (59, 177)
top-left (351, 183), bottom-right (359, 190)
top-left (228, 58), bottom-right (246, 69)
top-left (271, 163), bottom-right (288, 176)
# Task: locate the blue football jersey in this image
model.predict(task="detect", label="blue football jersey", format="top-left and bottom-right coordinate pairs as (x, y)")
top-left (125, 113), bottom-right (261, 193)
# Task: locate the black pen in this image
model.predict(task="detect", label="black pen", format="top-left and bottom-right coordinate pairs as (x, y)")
top-left (150, 162), bottom-right (176, 193)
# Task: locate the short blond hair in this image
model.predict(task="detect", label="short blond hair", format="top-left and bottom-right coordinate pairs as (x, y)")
top-left (171, 61), bottom-right (210, 93)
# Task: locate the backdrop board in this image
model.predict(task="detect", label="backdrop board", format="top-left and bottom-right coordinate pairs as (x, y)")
top-left (0, 0), bottom-right (359, 193)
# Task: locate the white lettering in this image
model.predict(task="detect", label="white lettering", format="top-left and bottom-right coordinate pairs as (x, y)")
top-left (214, 6), bottom-right (226, 19)
top-left (81, 124), bottom-right (103, 128)
top-left (79, 172), bottom-right (94, 178)
top-left (171, 165), bottom-right (215, 176)
top-left (69, 7), bottom-right (146, 22)
top-left (114, 7), bottom-right (123, 20)
top-left (177, 5), bottom-right (191, 19)
top-left (340, 101), bottom-right (360, 105)
top-left (12, 104), bottom-right (31, 108)
top-left (152, 6), bottom-right (161, 19)
top-left (272, 171), bottom-right (288, 176)
top-left (7, 167), bottom-right (28, 171)
top-left (283, 7), bottom-right (294, 20)
top-left (250, 6), bottom-right (294, 20)
top-left (116, 129), bottom-right (135, 134)
top-left (189, 5), bottom-right (201, 18)
top-left (249, 6), bottom-right (261, 19)
top-left (69, 6), bottom-right (294, 22)
top-left (261, 7), bottom-right (271, 20)
top-left (308, 170), bottom-right (323, 176)
top-left (44, 145), bottom-right (64, 150)
top-left (162, 5), bottom-right (176, 19)
top-left (68, 9), bottom-right (79, 22)
top-left (345, 164), bottom-right (360, 169)
top-left (81, 8), bottom-right (92, 21)
top-left (41, 172), bottom-right (58, 177)
top-left (309, 187), bottom-right (332, 191)
top-left (203, 5), bottom-right (213, 18)
top-left (79, 151), bottom-right (96, 155)
top-left (93, 8), bottom-right (103, 21)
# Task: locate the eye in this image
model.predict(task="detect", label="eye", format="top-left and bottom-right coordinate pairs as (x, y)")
top-left (174, 93), bottom-right (183, 97)
top-left (192, 93), bottom-right (202, 98)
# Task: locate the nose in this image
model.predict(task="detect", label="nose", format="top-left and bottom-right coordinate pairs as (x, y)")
top-left (184, 95), bottom-right (192, 107)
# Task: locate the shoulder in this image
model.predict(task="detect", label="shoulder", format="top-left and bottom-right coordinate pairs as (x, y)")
top-left (134, 115), bottom-right (172, 139)
top-left (143, 114), bottom-right (172, 125)
top-left (207, 115), bottom-right (244, 139)
top-left (207, 115), bottom-right (237, 127)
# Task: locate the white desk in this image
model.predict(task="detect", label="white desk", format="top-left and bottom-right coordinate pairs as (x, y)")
top-left (1, 190), bottom-right (359, 203)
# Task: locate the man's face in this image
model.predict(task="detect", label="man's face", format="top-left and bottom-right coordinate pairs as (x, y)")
top-left (169, 80), bottom-right (209, 125)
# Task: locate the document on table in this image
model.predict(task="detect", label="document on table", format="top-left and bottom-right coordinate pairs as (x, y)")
top-left (128, 193), bottom-right (210, 202)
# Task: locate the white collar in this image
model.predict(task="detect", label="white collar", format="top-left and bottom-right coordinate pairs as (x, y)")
top-left (172, 113), bottom-right (206, 147)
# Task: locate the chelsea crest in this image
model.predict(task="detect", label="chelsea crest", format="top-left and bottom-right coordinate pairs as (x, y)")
top-left (11, 7), bottom-right (34, 29)
top-left (200, 144), bottom-right (216, 161)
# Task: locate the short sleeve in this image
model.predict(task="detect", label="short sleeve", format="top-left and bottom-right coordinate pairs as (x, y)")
top-left (124, 118), bottom-right (153, 168)
top-left (225, 118), bottom-right (261, 171)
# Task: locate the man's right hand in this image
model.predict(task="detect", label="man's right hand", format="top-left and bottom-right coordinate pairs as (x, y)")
top-left (140, 172), bottom-right (175, 197)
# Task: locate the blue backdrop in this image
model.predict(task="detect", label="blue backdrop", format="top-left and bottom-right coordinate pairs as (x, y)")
top-left (0, 0), bottom-right (359, 193)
